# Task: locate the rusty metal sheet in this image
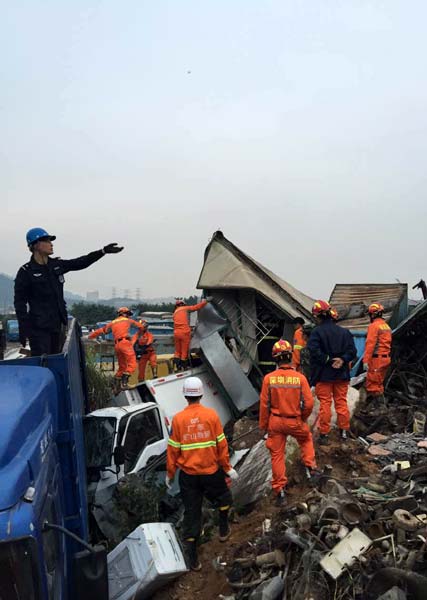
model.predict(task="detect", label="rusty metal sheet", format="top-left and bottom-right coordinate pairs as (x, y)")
top-left (329, 283), bottom-right (407, 330)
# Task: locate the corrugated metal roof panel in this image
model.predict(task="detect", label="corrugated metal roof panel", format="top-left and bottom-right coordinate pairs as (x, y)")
top-left (197, 231), bottom-right (315, 320)
top-left (330, 283), bottom-right (407, 330)
top-left (330, 283), bottom-right (407, 305)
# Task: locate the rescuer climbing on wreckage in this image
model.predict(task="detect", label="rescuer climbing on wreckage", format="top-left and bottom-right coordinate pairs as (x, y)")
top-left (89, 307), bottom-right (145, 392)
top-left (135, 319), bottom-right (158, 380)
top-left (173, 297), bottom-right (210, 371)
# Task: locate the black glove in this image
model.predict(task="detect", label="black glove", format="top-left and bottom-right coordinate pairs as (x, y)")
top-left (103, 243), bottom-right (124, 254)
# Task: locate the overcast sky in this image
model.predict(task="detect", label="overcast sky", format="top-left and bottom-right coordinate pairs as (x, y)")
top-left (2, 1), bottom-right (427, 301)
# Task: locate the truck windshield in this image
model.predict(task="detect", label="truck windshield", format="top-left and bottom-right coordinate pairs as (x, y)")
top-left (84, 416), bottom-right (116, 468)
top-left (0, 537), bottom-right (41, 599)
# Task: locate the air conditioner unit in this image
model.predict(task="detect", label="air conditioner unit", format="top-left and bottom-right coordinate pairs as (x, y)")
top-left (108, 522), bottom-right (188, 599)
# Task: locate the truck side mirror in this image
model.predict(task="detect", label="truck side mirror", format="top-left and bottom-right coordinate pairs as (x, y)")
top-left (113, 446), bottom-right (125, 466)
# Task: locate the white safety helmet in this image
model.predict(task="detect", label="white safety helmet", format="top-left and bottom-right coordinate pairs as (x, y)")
top-left (183, 377), bottom-right (204, 397)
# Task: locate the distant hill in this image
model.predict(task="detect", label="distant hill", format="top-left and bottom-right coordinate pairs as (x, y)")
top-left (98, 296), bottom-right (176, 308)
top-left (0, 272), bottom-right (85, 311)
top-left (0, 273), bottom-right (177, 313)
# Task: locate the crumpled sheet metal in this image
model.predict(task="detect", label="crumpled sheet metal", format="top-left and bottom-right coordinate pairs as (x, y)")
top-left (199, 331), bottom-right (260, 413)
top-left (190, 302), bottom-right (227, 347)
top-left (232, 439), bottom-right (272, 507)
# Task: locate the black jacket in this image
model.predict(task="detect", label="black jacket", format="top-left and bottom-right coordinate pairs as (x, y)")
top-left (14, 250), bottom-right (104, 334)
top-left (307, 320), bottom-right (357, 386)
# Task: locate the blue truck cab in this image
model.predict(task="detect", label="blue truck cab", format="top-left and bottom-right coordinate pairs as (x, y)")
top-left (0, 320), bottom-right (107, 599)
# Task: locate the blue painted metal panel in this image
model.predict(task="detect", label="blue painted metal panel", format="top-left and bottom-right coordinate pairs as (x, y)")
top-left (0, 320), bottom-right (89, 598)
top-left (349, 330), bottom-right (367, 377)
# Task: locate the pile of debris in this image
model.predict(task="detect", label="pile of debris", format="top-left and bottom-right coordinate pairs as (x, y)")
top-left (222, 460), bottom-right (427, 599)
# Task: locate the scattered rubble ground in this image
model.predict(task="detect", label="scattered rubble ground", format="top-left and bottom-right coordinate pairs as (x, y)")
top-left (153, 433), bottom-right (378, 600)
top-left (155, 306), bottom-right (427, 600)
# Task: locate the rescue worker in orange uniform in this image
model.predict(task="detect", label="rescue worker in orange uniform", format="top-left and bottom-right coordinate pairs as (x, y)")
top-left (173, 298), bottom-right (209, 371)
top-left (89, 307), bottom-right (145, 392)
top-left (307, 300), bottom-right (357, 445)
top-left (292, 317), bottom-right (306, 371)
top-left (363, 303), bottom-right (392, 398)
top-left (135, 320), bottom-right (158, 381)
top-left (166, 377), bottom-right (238, 570)
top-left (259, 340), bottom-right (318, 506)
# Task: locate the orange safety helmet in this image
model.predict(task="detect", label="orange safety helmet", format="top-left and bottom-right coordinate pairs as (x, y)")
top-left (117, 306), bottom-right (132, 316)
top-left (330, 308), bottom-right (339, 321)
top-left (368, 303), bottom-right (384, 316)
top-left (312, 300), bottom-right (331, 316)
top-left (272, 339), bottom-right (293, 360)
top-left (175, 299), bottom-right (186, 307)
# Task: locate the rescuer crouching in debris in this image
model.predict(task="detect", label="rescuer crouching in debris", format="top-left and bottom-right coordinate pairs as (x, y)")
top-left (135, 319), bottom-right (158, 380)
top-left (363, 303), bottom-right (392, 401)
top-left (259, 340), bottom-right (318, 507)
top-left (166, 377), bottom-right (238, 571)
top-left (89, 307), bottom-right (145, 393)
top-left (173, 297), bottom-right (211, 371)
top-left (308, 300), bottom-right (357, 445)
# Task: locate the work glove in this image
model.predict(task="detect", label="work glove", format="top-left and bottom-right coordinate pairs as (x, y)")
top-left (206, 296), bottom-right (214, 302)
top-left (165, 475), bottom-right (173, 489)
top-left (363, 363), bottom-right (369, 372)
top-left (226, 468), bottom-right (239, 481)
top-left (103, 243), bottom-right (124, 254)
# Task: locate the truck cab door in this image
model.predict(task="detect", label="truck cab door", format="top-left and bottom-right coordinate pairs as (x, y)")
top-left (119, 407), bottom-right (167, 475)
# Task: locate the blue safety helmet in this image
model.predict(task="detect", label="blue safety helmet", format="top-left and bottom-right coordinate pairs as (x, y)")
top-left (26, 227), bottom-right (56, 247)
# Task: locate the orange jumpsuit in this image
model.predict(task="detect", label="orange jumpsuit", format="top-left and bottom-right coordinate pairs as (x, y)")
top-left (173, 300), bottom-right (207, 360)
top-left (363, 317), bottom-right (392, 395)
top-left (292, 325), bottom-right (306, 371)
top-left (167, 403), bottom-right (231, 478)
top-left (259, 365), bottom-right (316, 494)
top-left (89, 317), bottom-right (144, 377)
top-left (137, 330), bottom-right (157, 381)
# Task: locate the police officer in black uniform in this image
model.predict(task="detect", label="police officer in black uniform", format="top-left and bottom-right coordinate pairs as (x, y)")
top-left (14, 227), bottom-right (123, 356)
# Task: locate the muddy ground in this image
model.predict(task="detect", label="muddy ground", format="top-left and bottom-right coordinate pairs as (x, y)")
top-left (153, 430), bottom-right (379, 600)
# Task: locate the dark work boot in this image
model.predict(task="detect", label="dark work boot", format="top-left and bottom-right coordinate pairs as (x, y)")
top-left (152, 366), bottom-right (158, 379)
top-left (181, 359), bottom-right (189, 371)
top-left (305, 466), bottom-right (322, 486)
top-left (173, 357), bottom-right (181, 372)
top-left (183, 539), bottom-right (201, 571)
top-left (275, 489), bottom-right (287, 507)
top-left (318, 434), bottom-right (330, 446)
top-left (340, 429), bottom-right (349, 440)
top-left (218, 509), bottom-right (231, 542)
top-left (121, 374), bottom-right (130, 390)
